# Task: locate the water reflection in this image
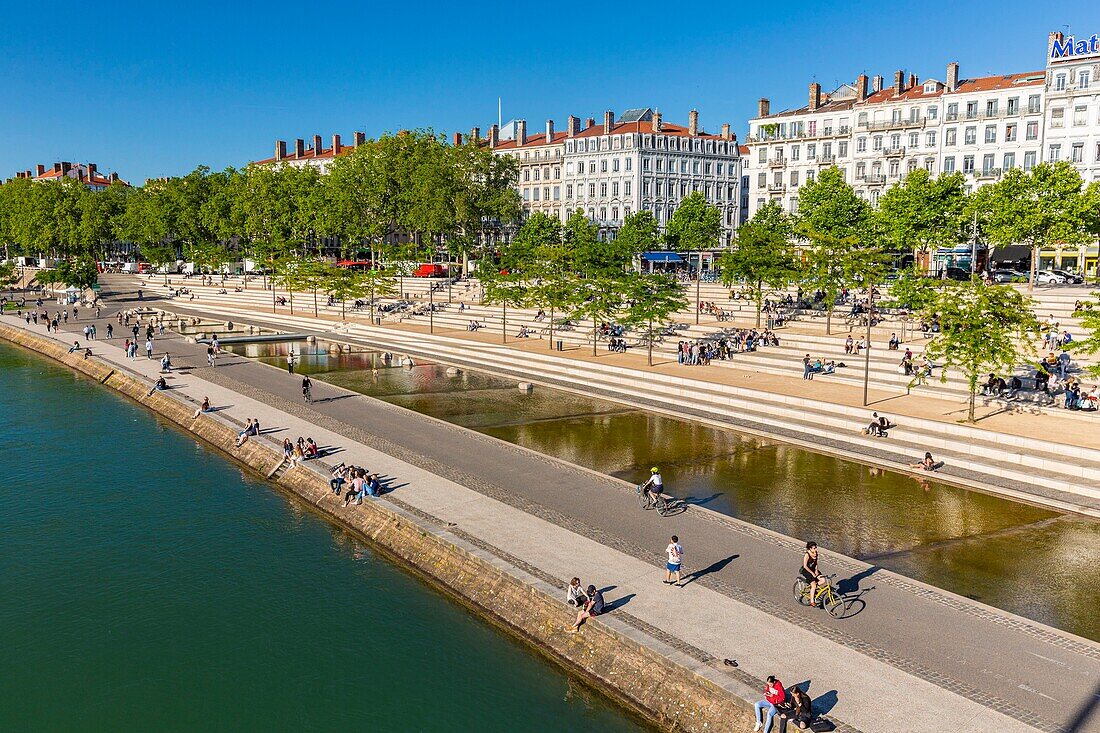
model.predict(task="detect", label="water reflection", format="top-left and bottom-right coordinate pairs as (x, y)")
top-left (226, 340), bottom-right (1100, 640)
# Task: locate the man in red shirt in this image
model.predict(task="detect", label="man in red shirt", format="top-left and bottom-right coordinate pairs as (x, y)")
top-left (754, 675), bottom-right (786, 733)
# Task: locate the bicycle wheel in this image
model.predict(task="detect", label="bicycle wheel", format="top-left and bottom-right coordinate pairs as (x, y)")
top-left (638, 488), bottom-right (652, 510)
top-left (825, 592), bottom-right (846, 619)
top-left (793, 579), bottom-right (810, 605)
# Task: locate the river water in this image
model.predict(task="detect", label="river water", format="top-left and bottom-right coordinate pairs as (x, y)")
top-left (0, 343), bottom-right (648, 732)
top-left (226, 341), bottom-right (1100, 642)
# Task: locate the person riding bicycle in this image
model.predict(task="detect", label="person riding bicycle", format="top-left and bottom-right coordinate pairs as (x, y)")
top-left (801, 541), bottom-right (824, 608)
top-left (301, 375), bottom-right (313, 403)
top-left (640, 467), bottom-right (664, 508)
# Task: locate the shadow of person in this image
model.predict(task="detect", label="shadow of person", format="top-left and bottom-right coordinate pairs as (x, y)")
top-left (682, 492), bottom-right (723, 507)
top-left (604, 593), bottom-right (635, 612)
top-left (813, 690), bottom-right (839, 716)
top-left (1064, 680), bottom-right (1100, 732)
top-left (837, 565), bottom-right (881, 595)
top-left (679, 555), bottom-right (740, 586)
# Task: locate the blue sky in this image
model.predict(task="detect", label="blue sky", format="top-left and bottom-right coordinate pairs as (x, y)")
top-left (2, 1), bottom-right (1098, 183)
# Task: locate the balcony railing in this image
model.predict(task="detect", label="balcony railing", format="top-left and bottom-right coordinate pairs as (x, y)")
top-left (861, 174), bottom-right (887, 185)
top-left (975, 168), bottom-right (1003, 180)
top-left (884, 146), bottom-right (906, 157)
top-left (861, 116), bottom-right (926, 132)
top-left (817, 155), bottom-right (836, 165)
top-left (767, 183), bottom-right (787, 193)
top-left (768, 158), bottom-right (786, 168)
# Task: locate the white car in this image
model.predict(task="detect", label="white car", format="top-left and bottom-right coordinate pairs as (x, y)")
top-left (1036, 270), bottom-right (1067, 285)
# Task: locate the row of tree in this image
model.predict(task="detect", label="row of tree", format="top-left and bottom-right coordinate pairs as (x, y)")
top-left (0, 130), bottom-right (523, 275)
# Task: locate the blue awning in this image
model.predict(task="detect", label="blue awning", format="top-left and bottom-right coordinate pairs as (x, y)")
top-left (642, 251), bottom-right (684, 263)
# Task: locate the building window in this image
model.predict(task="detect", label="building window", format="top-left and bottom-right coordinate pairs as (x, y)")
top-left (984, 125), bottom-right (996, 143)
top-left (856, 137), bottom-right (866, 152)
top-left (589, 161), bottom-right (596, 174)
top-left (963, 155), bottom-right (975, 173)
top-left (1072, 143), bottom-right (1084, 163)
top-left (1074, 105), bottom-right (1088, 126)
top-left (890, 133), bottom-right (901, 148)
top-left (625, 158), bottom-right (632, 171)
top-left (891, 109), bottom-right (902, 123)
top-left (1051, 108), bottom-right (1064, 129)
top-left (928, 105), bottom-right (938, 121)
top-left (553, 186), bottom-right (560, 200)
top-left (612, 182), bottom-right (620, 196)
top-left (757, 173), bottom-right (766, 188)
top-left (1023, 151), bottom-right (1037, 170)
top-left (523, 188), bottom-right (530, 201)
top-left (925, 158), bottom-right (935, 172)
top-left (807, 170), bottom-right (815, 183)
top-left (1028, 95), bottom-right (1041, 114)
top-left (553, 166), bottom-right (560, 178)
top-left (907, 159), bottom-right (917, 173)
top-left (643, 157), bottom-right (652, 171)
top-left (1005, 124), bottom-right (1017, 142)
top-left (982, 154), bottom-right (995, 174)
top-left (1007, 97), bottom-right (1019, 116)
top-left (624, 181), bottom-right (632, 196)
top-left (533, 168), bottom-right (540, 181)
top-left (1026, 121), bottom-right (1039, 140)
top-left (523, 169), bottom-right (530, 181)
top-left (966, 101), bottom-right (978, 119)
top-left (1048, 144), bottom-right (1061, 162)
top-left (1081, 71), bottom-right (1091, 89)
top-left (1055, 73), bottom-right (1066, 91)
top-left (680, 160), bottom-right (688, 173)
top-left (807, 144), bottom-right (816, 159)
top-left (565, 184), bottom-right (573, 199)
top-left (945, 128), bottom-right (957, 146)
top-left (909, 132), bottom-right (919, 147)
top-left (924, 131), bottom-right (934, 147)
top-left (946, 103), bottom-right (959, 120)
top-left (790, 171), bottom-right (799, 187)
top-left (600, 160), bottom-right (608, 173)
top-left (612, 158), bottom-right (620, 172)
top-left (599, 182), bottom-right (607, 197)
top-left (964, 127), bottom-right (976, 145)
top-left (985, 100), bottom-right (997, 117)
top-left (1003, 153), bottom-right (1015, 170)
top-left (588, 183), bottom-right (596, 196)
top-left (889, 161), bottom-right (900, 177)
top-left (838, 141), bottom-right (848, 157)
top-left (943, 156), bottom-right (956, 173)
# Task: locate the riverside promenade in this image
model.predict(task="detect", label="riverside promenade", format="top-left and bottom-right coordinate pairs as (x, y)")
top-left (6, 290), bottom-right (1100, 732)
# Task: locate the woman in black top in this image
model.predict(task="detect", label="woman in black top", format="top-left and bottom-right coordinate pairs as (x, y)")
top-left (801, 542), bottom-right (822, 607)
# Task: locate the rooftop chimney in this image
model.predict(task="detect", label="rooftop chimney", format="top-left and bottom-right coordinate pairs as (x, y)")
top-left (603, 110), bottom-right (614, 134)
top-left (53, 163), bottom-right (61, 173)
top-left (809, 83), bottom-right (822, 111)
top-left (87, 163), bottom-right (97, 179)
top-left (567, 115), bottom-right (580, 137)
top-left (585, 117), bottom-right (595, 129)
top-left (35, 164), bottom-right (45, 176)
top-left (353, 131), bottom-right (366, 146)
top-left (857, 74), bottom-right (869, 102)
top-left (946, 62), bottom-right (959, 92)
top-left (109, 172), bottom-right (119, 183)
top-left (275, 140), bottom-right (286, 161)
top-left (453, 132), bottom-right (463, 146)
top-left (470, 126), bottom-right (481, 142)
top-left (516, 119), bottom-right (527, 146)
top-left (893, 70), bottom-right (905, 96)
top-left (908, 73), bottom-right (918, 89)
top-left (61, 161), bottom-right (71, 175)
top-left (872, 75), bottom-right (883, 93)
top-left (332, 134), bottom-right (342, 155)
top-left (488, 124), bottom-right (499, 149)
top-left (720, 123), bottom-right (731, 140)
top-left (294, 138), bottom-right (305, 158)
top-left (758, 98), bottom-right (770, 117)
top-left (312, 134), bottom-right (323, 155)
top-left (546, 119), bottom-right (554, 141)
top-left (688, 109), bottom-right (699, 136)
top-left (652, 111), bottom-right (663, 132)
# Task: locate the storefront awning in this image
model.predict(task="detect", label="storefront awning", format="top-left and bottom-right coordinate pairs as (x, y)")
top-left (641, 251), bottom-right (684, 263)
top-left (990, 245), bottom-right (1031, 262)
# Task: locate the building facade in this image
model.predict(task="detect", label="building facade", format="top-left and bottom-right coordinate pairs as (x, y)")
top-left (486, 108), bottom-right (743, 246)
top-left (13, 161), bottom-right (127, 190)
top-left (1044, 31), bottom-right (1100, 182)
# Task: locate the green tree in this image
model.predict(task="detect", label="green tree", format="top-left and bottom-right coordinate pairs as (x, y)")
top-left (504, 211), bottom-right (560, 273)
top-left (973, 162), bottom-right (1086, 289)
top-left (665, 191), bottom-right (722, 253)
top-left (877, 169), bottom-right (968, 267)
top-left (796, 166), bottom-right (872, 240)
top-left (622, 274), bottom-right (688, 365)
top-left (615, 210), bottom-right (661, 270)
top-left (480, 268), bottom-right (530, 344)
top-left (923, 279), bottom-right (1039, 422)
top-left (717, 202), bottom-right (796, 326)
top-left (569, 275), bottom-right (625, 356)
top-left (140, 243), bottom-right (177, 285)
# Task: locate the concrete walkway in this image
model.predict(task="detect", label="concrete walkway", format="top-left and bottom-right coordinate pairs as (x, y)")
top-left (8, 289), bottom-right (1099, 732)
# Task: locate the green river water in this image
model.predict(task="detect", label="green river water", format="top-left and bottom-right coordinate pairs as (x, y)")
top-left (0, 343), bottom-right (648, 731)
top-left (227, 341), bottom-right (1100, 642)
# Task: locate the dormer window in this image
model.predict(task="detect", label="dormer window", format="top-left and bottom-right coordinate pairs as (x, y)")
top-left (924, 81), bottom-right (939, 93)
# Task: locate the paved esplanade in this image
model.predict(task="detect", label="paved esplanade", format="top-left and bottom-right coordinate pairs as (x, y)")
top-left (17, 282), bottom-right (1100, 733)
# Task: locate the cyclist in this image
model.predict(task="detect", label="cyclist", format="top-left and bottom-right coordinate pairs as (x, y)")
top-left (640, 467), bottom-right (664, 508)
top-left (301, 375), bottom-right (313, 404)
top-left (801, 541), bottom-right (823, 608)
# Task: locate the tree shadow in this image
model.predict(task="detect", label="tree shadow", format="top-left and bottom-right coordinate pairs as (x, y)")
top-left (679, 555), bottom-right (739, 587)
top-left (1065, 681), bottom-right (1100, 732)
top-left (836, 565), bottom-right (881, 595)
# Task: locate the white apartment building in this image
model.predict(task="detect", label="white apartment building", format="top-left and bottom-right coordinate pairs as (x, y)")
top-left (487, 108), bottom-right (743, 246)
top-left (1045, 31), bottom-right (1100, 182)
top-left (746, 63), bottom-right (1047, 216)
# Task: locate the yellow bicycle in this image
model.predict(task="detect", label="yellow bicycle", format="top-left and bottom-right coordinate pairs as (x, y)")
top-left (793, 573), bottom-right (846, 618)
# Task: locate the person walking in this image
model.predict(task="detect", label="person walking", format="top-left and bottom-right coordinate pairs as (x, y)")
top-left (802, 354), bottom-right (813, 381)
top-left (145, 338), bottom-right (154, 360)
top-left (665, 535), bottom-right (684, 586)
top-left (287, 352), bottom-right (295, 374)
top-left (754, 676), bottom-right (786, 733)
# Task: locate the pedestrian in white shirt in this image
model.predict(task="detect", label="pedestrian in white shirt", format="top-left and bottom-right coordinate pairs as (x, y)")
top-left (665, 536), bottom-right (684, 586)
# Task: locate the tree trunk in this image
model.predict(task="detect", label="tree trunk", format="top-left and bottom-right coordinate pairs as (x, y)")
top-left (1028, 242), bottom-right (1038, 292)
top-left (502, 302), bottom-right (507, 343)
top-left (826, 308), bottom-right (832, 336)
top-left (549, 304), bottom-right (554, 351)
top-left (648, 317), bottom-right (654, 366)
top-left (592, 319), bottom-right (598, 357)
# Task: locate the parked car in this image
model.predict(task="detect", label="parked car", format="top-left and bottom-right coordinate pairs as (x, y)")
top-left (942, 266), bottom-right (973, 281)
top-left (1036, 270), bottom-right (1067, 285)
top-left (990, 269), bottom-right (1026, 283)
top-left (1051, 269), bottom-right (1084, 284)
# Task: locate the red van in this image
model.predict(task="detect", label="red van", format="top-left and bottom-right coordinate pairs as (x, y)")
top-left (413, 263), bottom-right (447, 278)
